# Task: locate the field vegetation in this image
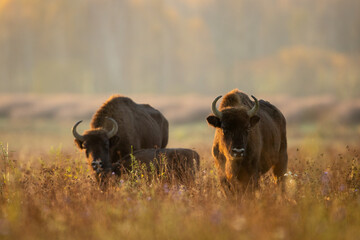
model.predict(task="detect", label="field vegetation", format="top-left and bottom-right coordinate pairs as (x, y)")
top-left (1, 0), bottom-right (359, 238)
top-left (0, 94), bottom-right (359, 239)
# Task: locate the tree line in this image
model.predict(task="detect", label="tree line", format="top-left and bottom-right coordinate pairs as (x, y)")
top-left (0, 0), bottom-right (359, 97)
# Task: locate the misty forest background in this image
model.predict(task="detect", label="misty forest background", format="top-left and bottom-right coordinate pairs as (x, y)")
top-left (1, 0), bottom-right (359, 97)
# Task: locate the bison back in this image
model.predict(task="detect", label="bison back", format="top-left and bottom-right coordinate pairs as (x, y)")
top-left (113, 148), bottom-right (200, 181)
top-left (91, 95), bottom-right (169, 157)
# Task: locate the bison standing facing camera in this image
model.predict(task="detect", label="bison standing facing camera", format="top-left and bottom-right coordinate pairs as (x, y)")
top-left (206, 89), bottom-right (288, 194)
top-left (72, 95), bottom-right (169, 182)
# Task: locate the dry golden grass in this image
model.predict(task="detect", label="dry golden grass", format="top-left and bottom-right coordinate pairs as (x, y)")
top-left (0, 138), bottom-right (359, 240)
top-left (0, 94), bottom-right (359, 239)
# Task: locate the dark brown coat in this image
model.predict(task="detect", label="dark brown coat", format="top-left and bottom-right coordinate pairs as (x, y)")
top-left (72, 95), bottom-right (168, 175)
top-left (112, 148), bottom-right (200, 182)
top-left (206, 89), bottom-right (287, 193)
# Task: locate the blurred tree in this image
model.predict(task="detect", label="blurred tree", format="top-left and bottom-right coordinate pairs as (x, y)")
top-left (0, 0), bottom-right (359, 97)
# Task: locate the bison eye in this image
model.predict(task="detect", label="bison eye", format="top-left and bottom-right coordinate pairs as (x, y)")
top-left (82, 142), bottom-right (88, 149)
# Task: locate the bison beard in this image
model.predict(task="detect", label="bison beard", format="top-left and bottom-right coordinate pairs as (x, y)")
top-left (206, 89), bottom-right (288, 195)
top-left (72, 95), bottom-right (169, 184)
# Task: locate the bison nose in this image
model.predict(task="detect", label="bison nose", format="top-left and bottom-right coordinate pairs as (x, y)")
top-left (91, 160), bottom-right (102, 171)
top-left (232, 148), bottom-right (245, 157)
top-left (91, 162), bottom-right (98, 170)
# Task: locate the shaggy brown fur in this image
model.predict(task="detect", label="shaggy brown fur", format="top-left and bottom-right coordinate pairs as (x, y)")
top-left (112, 148), bottom-right (200, 182)
top-left (207, 89), bottom-right (287, 194)
top-left (74, 95), bottom-right (168, 177)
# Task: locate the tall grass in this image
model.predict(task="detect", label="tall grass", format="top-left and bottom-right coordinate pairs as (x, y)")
top-left (0, 142), bottom-right (359, 240)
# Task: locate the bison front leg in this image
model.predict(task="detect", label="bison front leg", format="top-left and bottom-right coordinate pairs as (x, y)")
top-left (219, 177), bottom-right (235, 197)
top-left (220, 176), bottom-right (253, 197)
top-left (273, 147), bottom-right (288, 192)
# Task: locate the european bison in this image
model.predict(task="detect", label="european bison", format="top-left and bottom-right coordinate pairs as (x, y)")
top-left (72, 95), bottom-right (169, 179)
top-left (112, 148), bottom-right (200, 182)
top-left (206, 89), bottom-right (287, 194)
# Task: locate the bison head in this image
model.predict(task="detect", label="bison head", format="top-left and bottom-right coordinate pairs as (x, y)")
top-left (72, 117), bottom-right (118, 174)
top-left (206, 95), bottom-right (260, 174)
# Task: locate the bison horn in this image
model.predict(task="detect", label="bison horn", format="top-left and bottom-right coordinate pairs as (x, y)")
top-left (105, 117), bottom-right (118, 138)
top-left (247, 95), bottom-right (259, 117)
top-left (72, 120), bottom-right (85, 142)
top-left (211, 95), bottom-right (223, 119)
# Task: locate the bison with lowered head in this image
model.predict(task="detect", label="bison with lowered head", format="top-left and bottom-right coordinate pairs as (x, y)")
top-left (206, 89), bottom-right (287, 194)
top-left (72, 95), bottom-right (169, 180)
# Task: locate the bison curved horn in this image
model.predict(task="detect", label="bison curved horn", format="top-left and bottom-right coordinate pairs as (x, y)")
top-left (211, 95), bottom-right (223, 119)
top-left (247, 95), bottom-right (259, 117)
top-left (105, 117), bottom-right (118, 139)
top-left (72, 120), bottom-right (85, 142)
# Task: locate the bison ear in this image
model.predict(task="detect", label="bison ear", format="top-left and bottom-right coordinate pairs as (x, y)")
top-left (74, 139), bottom-right (84, 149)
top-left (207, 115), bottom-right (221, 128)
top-left (250, 115), bottom-right (260, 127)
top-left (109, 135), bottom-right (120, 147)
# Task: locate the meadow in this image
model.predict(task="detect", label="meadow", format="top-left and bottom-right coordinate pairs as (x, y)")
top-left (0, 94), bottom-right (359, 240)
